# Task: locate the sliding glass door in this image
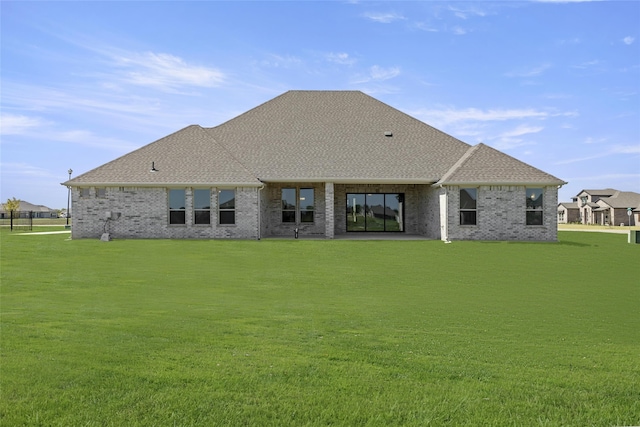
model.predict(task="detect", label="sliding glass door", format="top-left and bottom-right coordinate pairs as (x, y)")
top-left (346, 193), bottom-right (404, 232)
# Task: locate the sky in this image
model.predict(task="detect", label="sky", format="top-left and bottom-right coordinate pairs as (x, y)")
top-left (1, 0), bottom-right (639, 210)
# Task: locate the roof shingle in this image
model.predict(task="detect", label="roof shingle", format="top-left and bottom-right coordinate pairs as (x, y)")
top-left (65, 91), bottom-right (565, 187)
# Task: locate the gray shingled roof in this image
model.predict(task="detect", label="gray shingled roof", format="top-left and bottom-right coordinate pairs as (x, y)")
top-left (576, 189), bottom-right (617, 197)
top-left (206, 90), bottom-right (471, 183)
top-left (435, 143), bottom-right (565, 186)
top-left (598, 191), bottom-right (640, 209)
top-left (67, 125), bottom-right (260, 186)
top-left (65, 90), bottom-right (565, 187)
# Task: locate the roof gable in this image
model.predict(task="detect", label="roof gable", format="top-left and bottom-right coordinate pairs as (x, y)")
top-left (67, 125), bottom-right (260, 186)
top-left (435, 143), bottom-right (566, 186)
top-left (576, 189), bottom-right (617, 198)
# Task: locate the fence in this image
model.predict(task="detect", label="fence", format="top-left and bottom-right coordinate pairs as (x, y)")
top-left (0, 211), bottom-right (34, 231)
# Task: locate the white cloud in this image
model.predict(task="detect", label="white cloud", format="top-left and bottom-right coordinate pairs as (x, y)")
top-left (505, 63), bottom-right (552, 78)
top-left (414, 107), bottom-right (552, 126)
top-left (352, 65), bottom-right (401, 84)
top-left (0, 162), bottom-right (57, 178)
top-left (452, 26), bottom-right (467, 36)
top-left (499, 125), bottom-right (544, 138)
top-left (555, 144), bottom-right (640, 165)
top-left (572, 60), bottom-right (600, 69)
top-left (257, 53), bottom-right (303, 69)
top-left (448, 5), bottom-right (487, 19)
top-left (412, 22), bottom-right (439, 32)
top-left (0, 114), bottom-right (48, 135)
top-left (326, 52), bottom-right (357, 66)
top-left (623, 36), bottom-right (635, 45)
top-left (111, 51), bottom-right (225, 90)
top-left (362, 11), bottom-right (406, 24)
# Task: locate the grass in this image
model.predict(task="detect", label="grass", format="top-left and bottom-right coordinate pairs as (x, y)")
top-left (1, 231), bottom-right (639, 426)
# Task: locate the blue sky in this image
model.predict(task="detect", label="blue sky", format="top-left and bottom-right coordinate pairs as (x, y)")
top-left (1, 1), bottom-right (639, 209)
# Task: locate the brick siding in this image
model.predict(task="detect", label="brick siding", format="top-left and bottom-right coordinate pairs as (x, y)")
top-left (71, 186), bottom-right (259, 239)
top-left (445, 185), bottom-right (559, 241)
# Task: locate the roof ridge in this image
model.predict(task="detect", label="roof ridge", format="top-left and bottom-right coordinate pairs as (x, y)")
top-left (197, 126), bottom-right (260, 182)
top-left (435, 143), bottom-right (483, 185)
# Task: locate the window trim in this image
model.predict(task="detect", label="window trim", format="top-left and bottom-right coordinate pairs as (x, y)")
top-left (218, 188), bottom-right (236, 225)
top-left (459, 187), bottom-right (478, 226)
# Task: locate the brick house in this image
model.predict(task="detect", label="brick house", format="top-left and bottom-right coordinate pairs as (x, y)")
top-left (64, 91), bottom-right (566, 241)
top-left (562, 189), bottom-right (640, 226)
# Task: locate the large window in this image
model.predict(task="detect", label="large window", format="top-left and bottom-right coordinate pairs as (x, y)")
top-left (218, 189), bottom-right (235, 225)
top-left (460, 188), bottom-right (477, 225)
top-left (281, 188), bottom-right (314, 223)
top-left (169, 189), bottom-right (186, 225)
top-left (526, 188), bottom-right (543, 225)
top-left (346, 193), bottom-right (403, 232)
top-left (193, 189), bottom-right (211, 225)
top-left (282, 188), bottom-right (296, 223)
top-left (299, 188), bottom-right (315, 223)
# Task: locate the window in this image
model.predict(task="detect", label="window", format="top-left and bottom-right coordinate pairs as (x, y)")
top-left (96, 188), bottom-right (106, 198)
top-left (281, 188), bottom-right (315, 223)
top-left (558, 211), bottom-right (565, 222)
top-left (460, 188), bottom-right (477, 225)
top-left (169, 189), bottom-right (186, 225)
top-left (193, 189), bottom-right (211, 225)
top-left (218, 189), bottom-right (235, 225)
top-left (80, 188), bottom-right (91, 198)
top-left (346, 193), bottom-right (403, 232)
top-left (526, 188), bottom-right (543, 225)
top-left (281, 188), bottom-right (296, 223)
top-left (299, 188), bottom-right (315, 223)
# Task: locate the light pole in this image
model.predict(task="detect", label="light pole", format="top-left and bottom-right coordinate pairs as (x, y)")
top-left (66, 169), bottom-right (72, 226)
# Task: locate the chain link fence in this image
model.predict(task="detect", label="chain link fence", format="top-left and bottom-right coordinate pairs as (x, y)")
top-left (0, 211), bottom-right (34, 231)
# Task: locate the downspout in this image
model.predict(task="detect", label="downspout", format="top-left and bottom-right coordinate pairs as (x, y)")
top-left (257, 183), bottom-right (265, 240)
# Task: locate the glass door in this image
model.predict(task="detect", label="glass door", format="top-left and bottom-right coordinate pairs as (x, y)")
top-left (346, 193), bottom-right (404, 232)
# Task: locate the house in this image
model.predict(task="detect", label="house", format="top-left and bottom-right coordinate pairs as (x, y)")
top-left (0, 201), bottom-right (58, 219)
top-left (563, 189), bottom-right (640, 226)
top-left (63, 91), bottom-right (566, 241)
top-left (557, 201), bottom-right (580, 224)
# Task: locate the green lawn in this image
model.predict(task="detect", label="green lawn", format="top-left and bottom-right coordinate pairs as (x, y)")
top-left (1, 231), bottom-right (638, 426)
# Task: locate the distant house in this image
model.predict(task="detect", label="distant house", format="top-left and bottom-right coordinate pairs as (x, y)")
top-left (559, 189), bottom-right (640, 226)
top-left (64, 90), bottom-right (566, 241)
top-left (0, 201), bottom-right (58, 219)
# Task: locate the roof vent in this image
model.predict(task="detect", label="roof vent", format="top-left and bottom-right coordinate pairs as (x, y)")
top-left (150, 161), bottom-right (158, 172)
top-left (384, 131), bottom-right (393, 137)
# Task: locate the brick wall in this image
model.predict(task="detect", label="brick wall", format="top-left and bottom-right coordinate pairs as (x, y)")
top-left (445, 185), bottom-right (559, 241)
top-left (71, 186), bottom-right (259, 239)
top-left (261, 183), bottom-right (327, 238)
top-left (333, 184), bottom-right (439, 236)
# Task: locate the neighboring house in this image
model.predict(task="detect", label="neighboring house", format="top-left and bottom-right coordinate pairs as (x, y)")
top-left (0, 201), bottom-right (58, 219)
top-left (557, 201), bottom-right (580, 224)
top-left (63, 91), bottom-right (566, 241)
top-left (560, 189), bottom-right (640, 226)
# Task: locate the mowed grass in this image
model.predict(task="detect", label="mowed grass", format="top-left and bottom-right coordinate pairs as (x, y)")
top-left (1, 231), bottom-right (638, 426)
